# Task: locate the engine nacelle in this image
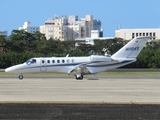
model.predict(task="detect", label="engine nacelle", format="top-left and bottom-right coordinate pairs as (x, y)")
top-left (90, 55), bottom-right (112, 62)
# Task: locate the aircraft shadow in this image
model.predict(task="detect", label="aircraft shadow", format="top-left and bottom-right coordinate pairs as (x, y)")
top-left (87, 78), bottom-right (99, 80)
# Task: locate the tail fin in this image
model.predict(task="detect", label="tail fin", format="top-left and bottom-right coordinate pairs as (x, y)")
top-left (111, 36), bottom-right (151, 59)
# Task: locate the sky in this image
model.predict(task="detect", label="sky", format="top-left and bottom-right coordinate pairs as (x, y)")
top-left (1, 0), bottom-right (160, 37)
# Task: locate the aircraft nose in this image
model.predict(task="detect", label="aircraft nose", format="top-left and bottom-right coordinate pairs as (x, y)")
top-left (5, 64), bottom-right (24, 73)
top-left (5, 66), bottom-right (17, 73)
top-left (5, 67), bottom-right (12, 73)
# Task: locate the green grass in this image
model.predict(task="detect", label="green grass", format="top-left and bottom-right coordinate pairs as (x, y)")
top-left (0, 72), bottom-right (68, 77)
top-left (97, 72), bottom-right (160, 76)
top-left (0, 71), bottom-right (160, 77)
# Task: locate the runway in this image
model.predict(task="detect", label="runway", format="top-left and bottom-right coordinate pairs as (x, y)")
top-left (0, 76), bottom-right (160, 103)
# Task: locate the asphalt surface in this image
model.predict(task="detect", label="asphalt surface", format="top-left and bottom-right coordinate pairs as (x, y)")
top-left (0, 103), bottom-right (160, 120)
top-left (0, 76), bottom-right (160, 119)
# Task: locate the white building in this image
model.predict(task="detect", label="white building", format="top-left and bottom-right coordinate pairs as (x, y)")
top-left (40, 16), bottom-right (68, 40)
top-left (91, 29), bottom-right (103, 38)
top-left (0, 30), bottom-right (7, 36)
top-left (75, 30), bottom-right (113, 46)
top-left (115, 28), bottom-right (160, 40)
top-left (19, 21), bottom-right (39, 33)
top-left (40, 15), bottom-right (102, 40)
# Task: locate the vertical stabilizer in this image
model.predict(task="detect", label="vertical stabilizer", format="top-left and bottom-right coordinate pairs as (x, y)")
top-left (111, 36), bottom-right (151, 59)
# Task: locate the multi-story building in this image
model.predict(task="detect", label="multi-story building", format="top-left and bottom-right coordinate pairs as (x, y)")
top-left (40, 16), bottom-right (68, 40)
top-left (19, 21), bottom-right (39, 33)
top-left (93, 19), bottom-right (101, 30)
top-left (0, 30), bottom-right (7, 36)
top-left (40, 15), bottom-right (102, 40)
top-left (115, 28), bottom-right (160, 40)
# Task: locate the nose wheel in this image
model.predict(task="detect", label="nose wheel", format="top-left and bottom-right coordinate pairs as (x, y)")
top-left (19, 75), bottom-right (23, 80)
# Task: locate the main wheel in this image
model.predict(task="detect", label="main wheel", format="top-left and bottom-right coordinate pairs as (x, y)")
top-left (19, 75), bottom-right (23, 80)
top-left (79, 75), bottom-right (83, 80)
top-left (75, 75), bottom-right (83, 80)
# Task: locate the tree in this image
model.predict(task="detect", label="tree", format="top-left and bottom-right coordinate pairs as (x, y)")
top-left (33, 31), bottom-right (46, 41)
top-left (76, 44), bottom-right (93, 55)
top-left (8, 30), bottom-right (37, 52)
top-left (0, 35), bottom-right (9, 54)
top-left (93, 38), bottom-right (124, 55)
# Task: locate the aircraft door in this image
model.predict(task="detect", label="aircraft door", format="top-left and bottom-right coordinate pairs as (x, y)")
top-left (40, 59), bottom-right (47, 72)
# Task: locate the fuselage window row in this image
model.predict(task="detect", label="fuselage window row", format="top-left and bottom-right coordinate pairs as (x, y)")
top-left (41, 59), bottom-right (75, 64)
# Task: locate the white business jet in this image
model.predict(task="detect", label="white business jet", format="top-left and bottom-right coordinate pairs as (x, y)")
top-left (5, 36), bottom-right (151, 80)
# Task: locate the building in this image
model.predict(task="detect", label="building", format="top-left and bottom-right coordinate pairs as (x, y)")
top-left (19, 21), bottom-right (39, 33)
top-left (115, 28), bottom-right (160, 40)
top-left (40, 16), bottom-right (68, 40)
top-left (0, 30), bottom-right (7, 36)
top-left (40, 15), bottom-right (102, 40)
top-left (75, 30), bottom-right (113, 46)
top-left (93, 19), bottom-right (102, 30)
top-left (91, 29), bottom-right (103, 38)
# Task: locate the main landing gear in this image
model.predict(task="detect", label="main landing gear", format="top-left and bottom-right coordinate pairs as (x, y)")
top-left (75, 75), bottom-right (83, 80)
top-left (18, 74), bottom-right (23, 80)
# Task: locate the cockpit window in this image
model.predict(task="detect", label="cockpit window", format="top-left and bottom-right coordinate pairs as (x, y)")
top-left (26, 58), bottom-right (36, 65)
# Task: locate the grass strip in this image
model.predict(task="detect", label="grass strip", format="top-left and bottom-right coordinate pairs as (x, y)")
top-left (0, 71), bottom-right (160, 77)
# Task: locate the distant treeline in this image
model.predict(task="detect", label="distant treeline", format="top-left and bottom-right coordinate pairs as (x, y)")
top-left (0, 29), bottom-right (160, 68)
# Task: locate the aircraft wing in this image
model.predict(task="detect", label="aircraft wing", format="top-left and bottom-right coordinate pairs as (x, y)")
top-left (68, 64), bottom-right (92, 75)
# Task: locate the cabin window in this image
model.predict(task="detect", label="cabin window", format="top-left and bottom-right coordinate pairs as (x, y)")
top-left (57, 60), bottom-right (60, 63)
top-left (67, 59), bottom-right (69, 63)
top-left (72, 59), bottom-right (74, 63)
top-left (42, 60), bottom-right (45, 63)
top-left (52, 60), bottom-right (55, 63)
top-left (62, 60), bottom-right (65, 63)
top-left (47, 60), bottom-right (50, 63)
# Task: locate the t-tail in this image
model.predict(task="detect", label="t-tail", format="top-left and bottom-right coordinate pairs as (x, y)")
top-left (111, 36), bottom-right (151, 60)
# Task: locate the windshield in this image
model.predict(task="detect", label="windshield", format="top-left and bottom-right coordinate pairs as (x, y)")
top-left (26, 58), bottom-right (36, 65)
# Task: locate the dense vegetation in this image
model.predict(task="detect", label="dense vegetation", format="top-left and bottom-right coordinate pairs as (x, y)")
top-left (0, 29), bottom-right (159, 68)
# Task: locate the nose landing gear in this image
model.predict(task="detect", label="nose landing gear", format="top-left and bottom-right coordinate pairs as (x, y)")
top-left (18, 74), bottom-right (23, 80)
